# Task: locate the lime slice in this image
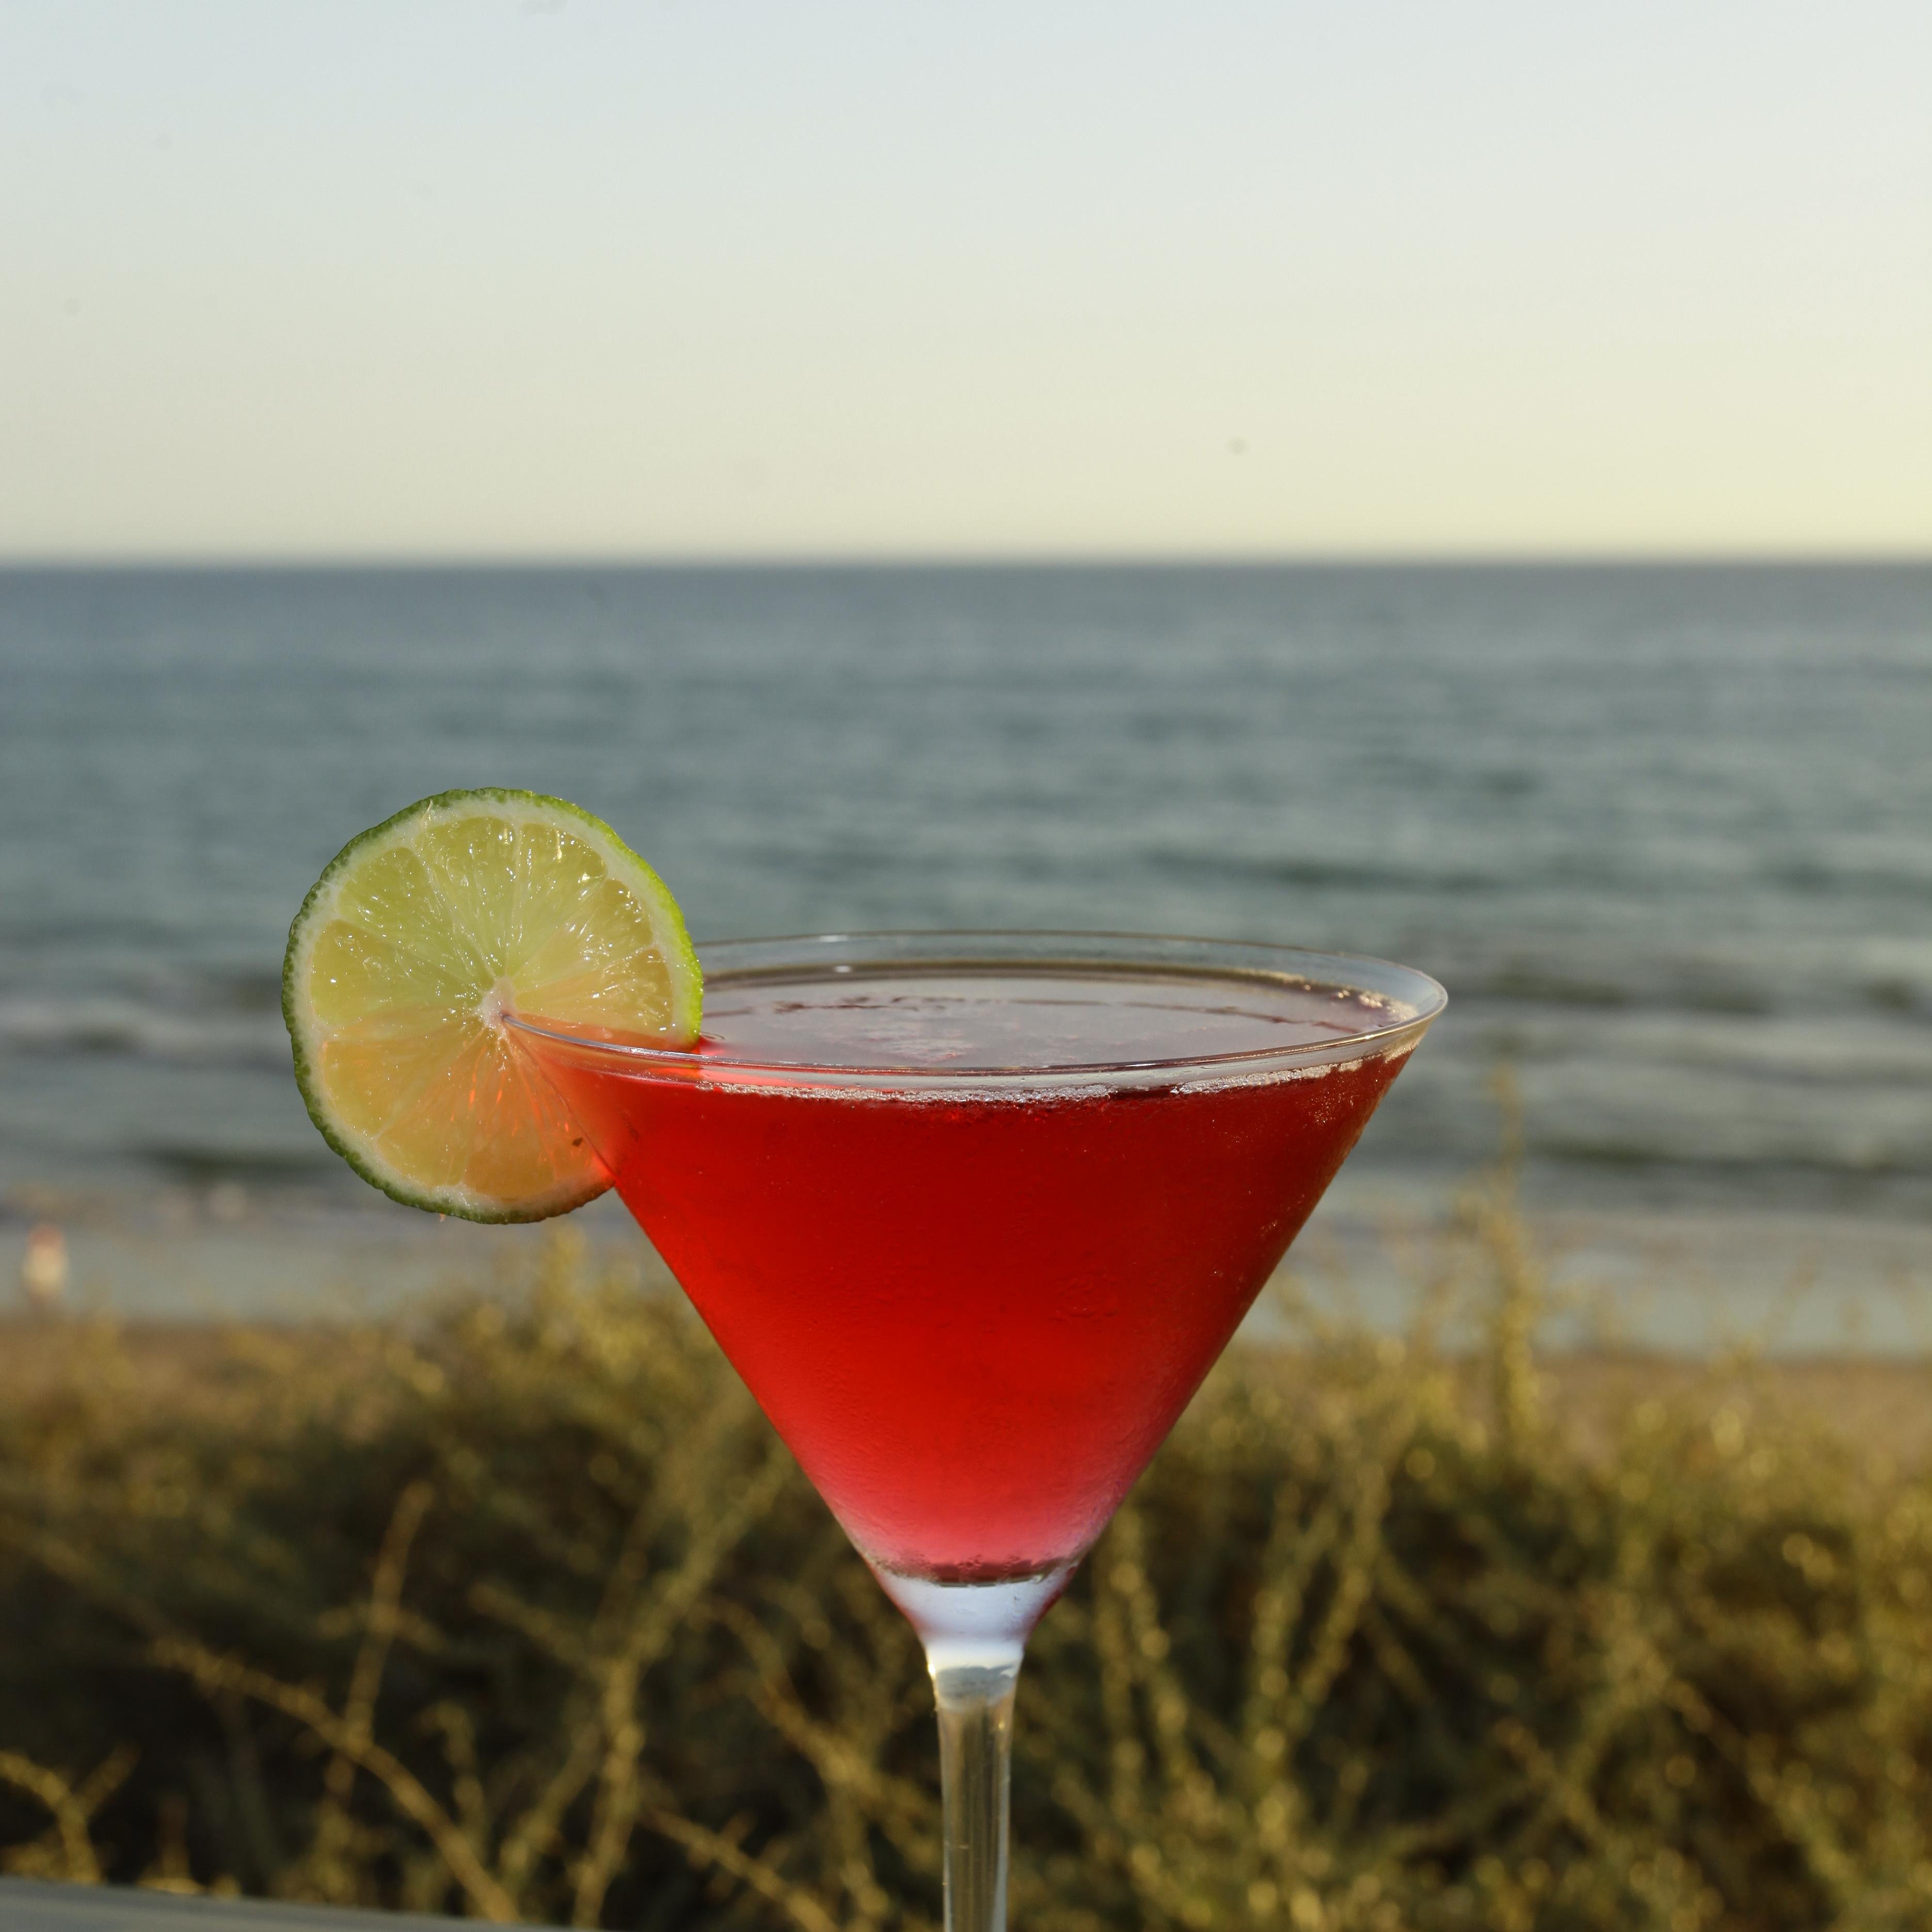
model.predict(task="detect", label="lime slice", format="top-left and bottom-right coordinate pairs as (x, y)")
top-left (283, 790), bottom-right (701, 1222)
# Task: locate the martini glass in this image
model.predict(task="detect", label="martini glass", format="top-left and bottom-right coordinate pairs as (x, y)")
top-left (508, 932), bottom-right (1444, 1932)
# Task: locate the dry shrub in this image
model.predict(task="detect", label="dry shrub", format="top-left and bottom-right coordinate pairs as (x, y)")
top-left (2, 1199), bottom-right (1930, 1930)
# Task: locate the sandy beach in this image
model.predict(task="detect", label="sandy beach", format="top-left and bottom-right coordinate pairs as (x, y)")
top-left (7, 1306), bottom-right (1927, 1466)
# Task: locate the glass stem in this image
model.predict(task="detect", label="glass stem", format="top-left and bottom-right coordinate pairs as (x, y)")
top-left (930, 1651), bottom-right (1021, 1932)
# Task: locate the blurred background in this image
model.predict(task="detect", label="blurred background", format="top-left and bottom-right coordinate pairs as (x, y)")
top-left (3, 1), bottom-right (1929, 1344)
top-left (6, 8), bottom-right (1932, 1926)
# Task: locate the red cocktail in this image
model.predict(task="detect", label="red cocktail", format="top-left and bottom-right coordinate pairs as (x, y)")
top-left (281, 802), bottom-right (1448, 1932)
top-left (512, 933), bottom-right (1444, 1932)
top-left (530, 965), bottom-right (1408, 1580)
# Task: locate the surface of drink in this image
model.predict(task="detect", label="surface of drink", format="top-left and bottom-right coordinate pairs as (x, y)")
top-left (529, 967), bottom-right (1416, 1581)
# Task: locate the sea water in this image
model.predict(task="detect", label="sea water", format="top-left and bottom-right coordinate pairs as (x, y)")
top-left (2, 564), bottom-right (1927, 1344)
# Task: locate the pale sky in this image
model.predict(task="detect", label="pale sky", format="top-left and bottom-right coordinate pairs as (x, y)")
top-left (3, 2), bottom-right (1927, 560)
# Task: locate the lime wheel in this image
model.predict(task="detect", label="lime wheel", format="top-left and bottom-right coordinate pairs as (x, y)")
top-left (283, 790), bottom-right (700, 1221)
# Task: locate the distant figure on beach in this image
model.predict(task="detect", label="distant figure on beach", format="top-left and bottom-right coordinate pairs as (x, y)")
top-left (21, 1223), bottom-right (68, 1315)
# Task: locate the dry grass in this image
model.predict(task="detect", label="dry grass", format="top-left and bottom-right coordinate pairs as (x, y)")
top-left (2, 1170), bottom-right (1931, 1929)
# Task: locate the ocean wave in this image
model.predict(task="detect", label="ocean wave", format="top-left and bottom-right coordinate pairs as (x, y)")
top-left (1541, 1139), bottom-right (1932, 1178)
top-left (0, 997), bottom-right (288, 1065)
top-left (1145, 849), bottom-right (1502, 893)
top-left (135, 1141), bottom-right (344, 1184)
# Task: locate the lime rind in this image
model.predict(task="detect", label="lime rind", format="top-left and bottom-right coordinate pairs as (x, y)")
top-left (283, 789), bottom-right (701, 1223)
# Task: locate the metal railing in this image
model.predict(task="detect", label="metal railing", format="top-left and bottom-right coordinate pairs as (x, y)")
top-left (0, 1879), bottom-right (488, 1929)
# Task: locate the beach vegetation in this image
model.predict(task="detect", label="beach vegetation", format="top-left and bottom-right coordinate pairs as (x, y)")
top-left (2, 1170), bottom-right (1929, 1928)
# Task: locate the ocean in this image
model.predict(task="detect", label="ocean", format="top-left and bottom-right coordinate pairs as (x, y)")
top-left (3, 564), bottom-right (1929, 1344)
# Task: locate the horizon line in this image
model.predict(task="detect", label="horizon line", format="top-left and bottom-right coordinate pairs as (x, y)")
top-left (2, 548), bottom-right (1927, 573)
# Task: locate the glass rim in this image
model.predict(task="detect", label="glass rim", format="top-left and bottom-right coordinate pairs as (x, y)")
top-left (502, 929), bottom-right (1447, 1089)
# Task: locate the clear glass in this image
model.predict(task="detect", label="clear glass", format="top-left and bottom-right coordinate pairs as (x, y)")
top-left (508, 932), bottom-right (1446, 1932)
